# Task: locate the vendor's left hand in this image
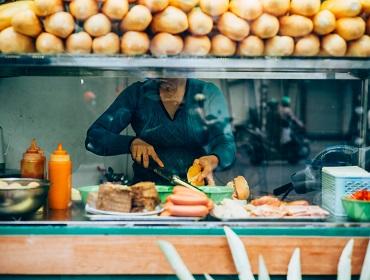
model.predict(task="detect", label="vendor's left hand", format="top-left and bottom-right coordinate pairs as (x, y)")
top-left (193, 155), bottom-right (219, 186)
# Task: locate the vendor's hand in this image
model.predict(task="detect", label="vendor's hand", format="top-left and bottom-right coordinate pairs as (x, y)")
top-left (193, 155), bottom-right (219, 186)
top-left (130, 138), bottom-right (164, 168)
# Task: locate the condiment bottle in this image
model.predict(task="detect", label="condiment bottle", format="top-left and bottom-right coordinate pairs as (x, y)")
top-left (48, 144), bottom-right (72, 210)
top-left (20, 139), bottom-right (45, 179)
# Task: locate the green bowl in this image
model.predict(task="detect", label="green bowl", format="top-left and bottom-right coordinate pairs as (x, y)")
top-left (199, 186), bottom-right (234, 204)
top-left (156, 185), bottom-right (174, 203)
top-left (78, 185), bottom-right (99, 205)
top-left (341, 197), bottom-right (370, 222)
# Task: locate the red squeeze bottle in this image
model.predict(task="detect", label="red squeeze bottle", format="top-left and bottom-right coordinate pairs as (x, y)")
top-left (20, 139), bottom-right (45, 179)
top-left (48, 144), bottom-right (72, 210)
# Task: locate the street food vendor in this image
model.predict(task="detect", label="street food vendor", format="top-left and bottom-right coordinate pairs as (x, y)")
top-left (85, 78), bottom-right (236, 185)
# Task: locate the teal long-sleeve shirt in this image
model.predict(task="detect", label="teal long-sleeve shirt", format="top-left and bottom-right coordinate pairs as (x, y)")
top-left (85, 79), bottom-right (236, 183)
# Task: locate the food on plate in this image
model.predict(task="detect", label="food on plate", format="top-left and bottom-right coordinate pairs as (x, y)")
top-left (150, 32), bottom-right (183, 56)
top-left (229, 0), bottom-right (263, 21)
top-left (313, 10), bottom-right (336, 35)
top-left (279, 15), bottom-right (313, 37)
top-left (11, 9), bottom-right (41, 37)
top-left (238, 35), bottom-right (264, 56)
top-left (96, 183), bottom-right (132, 212)
top-left (183, 35), bottom-right (211, 56)
top-left (151, 6), bottom-right (188, 34)
top-left (34, 0), bottom-right (63, 17)
top-left (92, 32), bottom-right (120, 54)
top-left (130, 181), bottom-right (160, 212)
top-left (261, 0), bottom-right (290, 16)
top-left (86, 191), bottom-right (98, 207)
top-left (322, 34), bottom-right (347, 57)
top-left (170, 0), bottom-right (199, 12)
top-left (199, 0), bottom-right (229, 16)
top-left (336, 17), bottom-right (365, 41)
top-left (294, 34), bottom-right (320, 56)
top-left (187, 161), bottom-right (205, 186)
top-left (0, 27), bottom-right (34, 53)
top-left (187, 7), bottom-right (213, 36)
top-left (66, 32), bottom-right (93, 54)
top-left (120, 31), bottom-right (150, 55)
top-left (290, 0), bottom-right (320, 17)
top-left (138, 0), bottom-right (169, 13)
top-left (251, 196), bottom-right (282, 207)
top-left (217, 12), bottom-right (250, 42)
top-left (349, 189), bottom-right (370, 201)
top-left (102, 0), bottom-right (129, 20)
top-left (84, 13), bottom-right (111, 37)
top-left (120, 5), bottom-right (152, 32)
top-left (227, 176), bottom-right (250, 200)
top-left (8, 182), bottom-right (22, 188)
top-left (44, 12), bottom-right (75, 39)
top-left (70, 0), bottom-right (99, 21)
top-left (321, 0), bottom-right (362, 19)
top-left (347, 36), bottom-right (370, 57)
top-left (211, 34), bottom-right (237, 57)
top-left (0, 0), bottom-right (36, 31)
top-left (36, 32), bottom-right (64, 53)
top-left (265, 36), bottom-right (294, 56)
top-left (251, 13), bottom-right (279, 39)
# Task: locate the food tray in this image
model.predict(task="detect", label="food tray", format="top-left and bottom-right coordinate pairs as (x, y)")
top-left (85, 204), bottom-right (163, 216)
top-left (210, 212), bottom-right (329, 222)
top-left (86, 214), bottom-right (202, 221)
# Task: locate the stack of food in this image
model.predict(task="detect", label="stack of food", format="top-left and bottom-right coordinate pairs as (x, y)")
top-left (88, 181), bottom-right (160, 213)
top-left (0, 0), bottom-right (369, 57)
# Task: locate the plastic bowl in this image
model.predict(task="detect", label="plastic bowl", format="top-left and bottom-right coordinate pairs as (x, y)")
top-left (156, 185), bottom-right (174, 203)
top-left (78, 185), bottom-right (99, 205)
top-left (199, 186), bottom-right (234, 204)
top-left (341, 197), bottom-right (370, 222)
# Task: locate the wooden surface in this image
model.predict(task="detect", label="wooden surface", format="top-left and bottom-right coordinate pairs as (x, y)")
top-left (0, 236), bottom-right (368, 275)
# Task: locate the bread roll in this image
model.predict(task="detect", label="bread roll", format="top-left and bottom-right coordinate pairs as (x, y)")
top-left (321, 34), bottom-right (347, 56)
top-left (11, 9), bottom-right (42, 37)
top-left (36, 32), bottom-right (64, 53)
top-left (238, 35), bottom-right (264, 56)
top-left (151, 6), bottom-right (188, 34)
top-left (361, 0), bottom-right (370, 14)
top-left (44, 12), bottom-right (75, 39)
top-left (232, 176), bottom-right (250, 200)
top-left (66, 32), bottom-right (92, 53)
top-left (92, 32), bottom-right (120, 54)
top-left (229, 0), bottom-right (263, 21)
top-left (70, 0), bottom-right (98, 21)
top-left (261, 0), bottom-right (290, 16)
top-left (102, 0), bottom-right (129, 20)
top-left (84, 13), bottom-right (112, 37)
top-left (313, 10), bottom-right (336, 35)
top-left (265, 36), bottom-right (294, 56)
top-left (347, 35), bottom-right (370, 57)
top-left (294, 34), bottom-right (320, 56)
top-left (120, 5), bottom-right (152, 31)
top-left (34, 0), bottom-right (63, 17)
top-left (279, 15), bottom-right (313, 37)
top-left (211, 34), bottom-right (236, 56)
top-left (217, 12), bottom-right (249, 41)
top-left (150, 32), bottom-right (183, 56)
top-left (321, 0), bottom-right (361, 18)
top-left (121, 31), bottom-right (150, 55)
top-left (0, 27), bottom-right (34, 53)
top-left (251, 13), bottom-right (279, 39)
top-left (188, 7), bottom-right (213, 36)
top-left (138, 0), bottom-right (169, 12)
top-left (183, 35), bottom-right (211, 56)
top-left (200, 0), bottom-right (229, 16)
top-left (170, 0), bottom-right (199, 12)
top-left (336, 17), bottom-right (365, 41)
top-left (290, 0), bottom-right (320, 17)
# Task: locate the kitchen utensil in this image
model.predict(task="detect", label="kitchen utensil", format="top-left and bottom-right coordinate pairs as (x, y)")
top-left (0, 178), bottom-right (49, 217)
top-left (0, 126), bottom-right (5, 171)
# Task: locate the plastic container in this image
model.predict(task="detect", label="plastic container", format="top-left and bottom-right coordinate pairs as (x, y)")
top-left (199, 186), bottom-right (234, 204)
top-left (48, 144), bottom-right (72, 210)
top-left (20, 139), bottom-right (46, 179)
top-left (156, 185), bottom-right (174, 203)
top-left (322, 166), bottom-right (370, 216)
top-left (341, 197), bottom-right (370, 222)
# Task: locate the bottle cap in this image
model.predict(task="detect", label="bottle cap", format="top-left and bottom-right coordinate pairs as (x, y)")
top-left (22, 139), bottom-right (44, 161)
top-left (50, 144), bottom-right (70, 162)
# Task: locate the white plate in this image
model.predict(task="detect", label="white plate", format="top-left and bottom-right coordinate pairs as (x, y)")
top-left (85, 204), bottom-right (163, 216)
top-left (86, 214), bottom-right (201, 221)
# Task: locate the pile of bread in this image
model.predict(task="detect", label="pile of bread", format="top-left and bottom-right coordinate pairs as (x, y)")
top-left (88, 181), bottom-right (160, 213)
top-left (0, 0), bottom-right (369, 57)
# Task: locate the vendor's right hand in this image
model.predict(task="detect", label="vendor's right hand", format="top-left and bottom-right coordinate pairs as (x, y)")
top-left (130, 138), bottom-right (164, 168)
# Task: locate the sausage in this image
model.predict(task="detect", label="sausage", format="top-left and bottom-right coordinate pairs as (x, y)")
top-left (167, 194), bottom-right (209, 206)
top-left (166, 204), bottom-right (209, 217)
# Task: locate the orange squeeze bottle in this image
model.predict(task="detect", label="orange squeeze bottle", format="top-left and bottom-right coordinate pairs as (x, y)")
top-left (48, 144), bottom-right (72, 210)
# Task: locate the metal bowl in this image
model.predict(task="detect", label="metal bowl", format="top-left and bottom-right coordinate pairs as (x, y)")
top-left (0, 178), bottom-right (49, 217)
